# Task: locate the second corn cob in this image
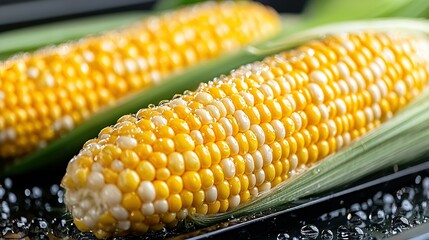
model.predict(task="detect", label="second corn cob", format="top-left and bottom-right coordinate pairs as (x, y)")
top-left (62, 31), bottom-right (429, 238)
top-left (0, 1), bottom-right (280, 160)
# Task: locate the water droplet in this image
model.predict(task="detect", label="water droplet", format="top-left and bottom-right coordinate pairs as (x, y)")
top-left (312, 168), bottom-right (321, 174)
top-left (349, 226), bottom-right (364, 240)
top-left (415, 175), bottom-right (422, 184)
top-left (337, 225), bottom-right (349, 239)
top-left (383, 194), bottom-right (394, 205)
top-left (277, 233), bottom-right (290, 240)
top-left (173, 94), bottom-right (182, 99)
top-left (31, 187), bottom-right (43, 199)
top-left (369, 209), bottom-right (385, 225)
top-left (0, 187), bottom-right (5, 200)
top-left (300, 224), bottom-right (319, 239)
top-left (7, 192), bottom-right (17, 204)
top-left (391, 227), bottom-right (403, 235)
top-left (1, 226), bottom-right (13, 236)
top-left (396, 187), bottom-right (415, 201)
top-left (148, 103), bottom-right (156, 109)
top-left (28, 218), bottom-right (49, 236)
top-left (392, 216), bottom-right (410, 229)
top-left (4, 178), bottom-right (12, 189)
top-left (320, 229), bottom-right (333, 240)
top-left (373, 191), bottom-right (383, 205)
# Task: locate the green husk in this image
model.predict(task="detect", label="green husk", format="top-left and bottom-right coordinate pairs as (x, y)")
top-left (190, 19), bottom-right (429, 225)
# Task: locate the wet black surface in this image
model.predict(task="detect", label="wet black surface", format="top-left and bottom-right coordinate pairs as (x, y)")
top-left (2, 160), bottom-right (429, 239)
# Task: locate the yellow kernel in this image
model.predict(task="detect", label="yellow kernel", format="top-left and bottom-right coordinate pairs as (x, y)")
top-left (287, 137), bottom-right (297, 155)
top-left (200, 125), bottom-right (216, 143)
top-left (121, 149), bottom-right (140, 169)
top-left (74, 218), bottom-right (90, 232)
top-left (217, 180), bottom-right (230, 200)
top-left (183, 151), bottom-right (201, 171)
top-left (183, 171), bottom-right (202, 192)
top-left (266, 100), bottom-right (283, 120)
top-left (212, 123), bottom-right (227, 141)
top-left (193, 190), bottom-right (205, 207)
top-left (102, 169), bottom-right (118, 184)
top-left (271, 141), bottom-right (282, 162)
top-left (263, 164), bottom-right (276, 182)
top-left (197, 204), bottom-right (209, 214)
top-left (174, 133), bottom-right (195, 152)
top-left (156, 168), bottom-right (171, 181)
top-left (245, 130), bottom-right (258, 153)
top-left (118, 169), bottom-right (140, 192)
top-left (98, 211), bottom-right (116, 225)
top-left (216, 141), bottom-right (231, 159)
top-left (207, 201), bottom-right (221, 214)
top-left (207, 142), bottom-right (221, 164)
top-left (211, 164), bottom-right (225, 185)
top-left (261, 123), bottom-right (275, 144)
top-left (180, 190), bottom-right (193, 208)
top-left (136, 119), bottom-right (155, 131)
top-left (236, 133), bottom-right (249, 154)
top-left (169, 118), bottom-right (190, 134)
top-left (229, 177), bottom-right (241, 195)
top-left (256, 104), bottom-right (272, 123)
top-left (153, 180), bottom-right (170, 199)
top-left (195, 145), bottom-right (212, 168)
top-left (317, 140), bottom-right (330, 159)
top-left (149, 152), bottom-right (168, 168)
top-left (167, 175), bottom-right (183, 194)
top-left (136, 160), bottom-right (156, 181)
top-left (122, 192), bottom-right (142, 211)
top-left (153, 138), bottom-right (175, 154)
top-left (167, 194), bottom-right (182, 212)
top-left (219, 199), bottom-right (229, 213)
top-left (308, 144), bottom-right (319, 163)
top-left (167, 152), bottom-right (185, 176)
top-left (240, 190), bottom-right (251, 203)
top-left (156, 126), bottom-right (175, 138)
top-left (199, 169), bottom-right (215, 190)
top-left (233, 155), bottom-right (246, 176)
top-left (296, 149), bottom-right (309, 166)
top-left (74, 168), bottom-right (89, 186)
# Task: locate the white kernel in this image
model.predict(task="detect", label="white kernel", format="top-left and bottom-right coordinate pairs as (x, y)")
top-left (170, 98), bottom-right (187, 107)
top-left (116, 136), bottom-right (137, 149)
top-left (307, 83), bottom-right (325, 104)
top-left (346, 77), bottom-right (358, 93)
top-left (234, 110), bottom-right (250, 132)
top-left (206, 105), bottom-right (220, 120)
top-left (285, 95), bottom-right (296, 111)
top-left (352, 72), bottom-right (366, 90)
top-left (239, 92), bottom-right (255, 106)
top-left (79, 199), bottom-right (92, 210)
top-left (310, 70), bottom-right (328, 84)
top-left (343, 133), bottom-right (351, 146)
top-left (255, 169), bottom-right (265, 186)
top-left (228, 195), bottom-right (241, 209)
top-left (72, 206), bottom-right (84, 219)
top-left (376, 80), bottom-right (388, 97)
top-left (364, 107), bottom-right (374, 123)
top-left (138, 181), bottom-right (156, 203)
top-left (220, 118), bottom-right (233, 136)
top-left (374, 57), bottom-right (386, 73)
top-left (99, 134), bottom-right (110, 141)
top-left (289, 154), bottom-right (298, 171)
top-left (372, 104), bottom-right (382, 120)
top-left (141, 203), bottom-right (155, 215)
top-left (259, 83), bottom-right (274, 99)
top-left (83, 215), bottom-right (97, 228)
top-left (362, 67), bottom-right (374, 83)
top-left (226, 136), bottom-right (239, 156)
top-left (101, 184), bottom-right (122, 207)
top-left (212, 100), bottom-right (227, 117)
top-left (271, 120), bottom-right (285, 140)
top-left (337, 80), bottom-right (350, 95)
top-left (335, 99), bottom-right (347, 115)
top-left (111, 160), bottom-right (124, 172)
top-left (205, 186), bottom-right (218, 204)
top-left (0, 91), bottom-right (4, 101)
top-left (250, 187), bottom-right (259, 197)
top-left (259, 182), bottom-right (271, 193)
top-left (291, 112), bottom-right (302, 131)
top-left (250, 125), bottom-right (265, 146)
top-left (260, 144), bottom-right (273, 166)
top-left (177, 209), bottom-right (188, 220)
top-left (267, 80), bottom-right (281, 97)
top-left (113, 60), bottom-right (125, 75)
top-left (327, 119), bottom-right (337, 137)
top-left (252, 150), bottom-right (263, 170)
top-left (336, 135), bottom-right (344, 150)
top-left (4, 128), bottom-right (16, 141)
top-left (125, 59), bottom-right (137, 73)
top-left (91, 163), bottom-right (103, 172)
top-left (27, 67), bottom-right (39, 79)
top-left (244, 153), bottom-right (255, 174)
top-left (221, 98), bottom-right (235, 115)
top-left (368, 84), bottom-right (381, 103)
top-left (195, 92), bottom-right (213, 105)
top-left (220, 158), bottom-right (236, 179)
top-left (117, 220), bottom-right (131, 231)
top-left (154, 200), bottom-right (169, 213)
top-left (337, 62), bottom-right (350, 78)
top-left (190, 130), bottom-right (203, 145)
top-left (151, 116), bottom-right (167, 127)
top-left (87, 172), bottom-right (104, 190)
top-left (342, 40), bottom-right (355, 52)
top-left (110, 205), bottom-right (128, 220)
top-left (83, 50), bottom-right (95, 62)
top-left (195, 109), bottom-right (213, 125)
top-left (318, 104), bottom-right (329, 121)
top-left (369, 62), bottom-right (383, 79)
top-left (394, 81), bottom-right (407, 96)
top-left (248, 174), bottom-right (256, 188)
top-left (276, 77), bottom-right (292, 94)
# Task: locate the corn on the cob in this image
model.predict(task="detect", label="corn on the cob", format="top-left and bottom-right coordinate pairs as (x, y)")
top-left (0, 1), bottom-right (280, 159)
top-left (62, 31), bottom-right (429, 238)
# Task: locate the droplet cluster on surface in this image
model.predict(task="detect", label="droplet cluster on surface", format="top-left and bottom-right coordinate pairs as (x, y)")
top-left (61, 31), bottom-right (429, 238)
top-left (0, 1), bottom-right (280, 159)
